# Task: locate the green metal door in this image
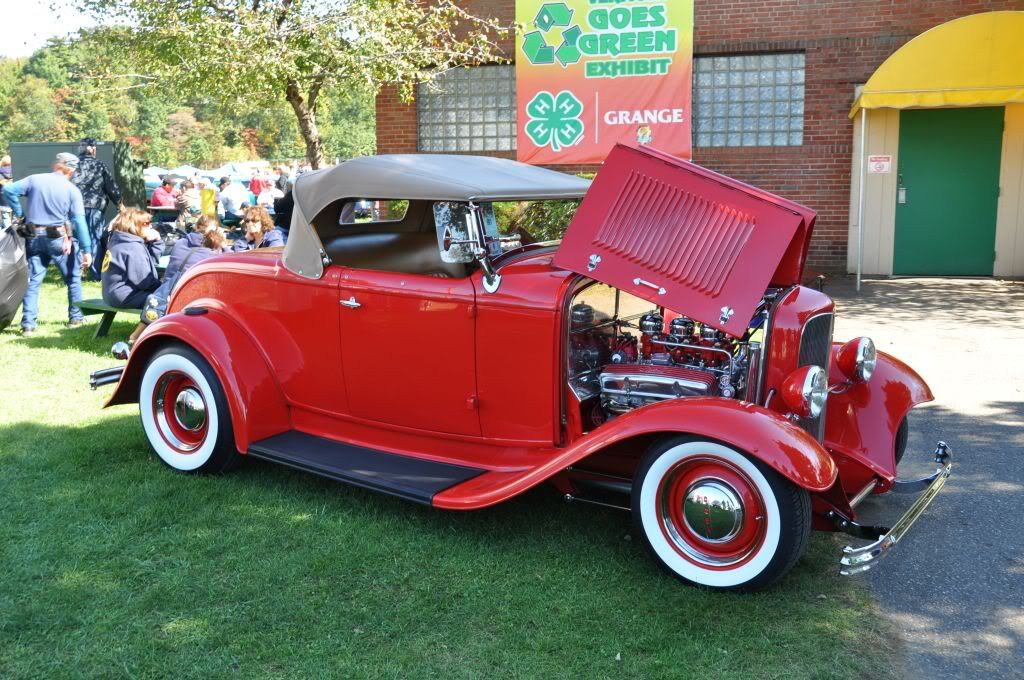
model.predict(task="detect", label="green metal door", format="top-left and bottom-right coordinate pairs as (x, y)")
top-left (893, 107), bottom-right (1003, 275)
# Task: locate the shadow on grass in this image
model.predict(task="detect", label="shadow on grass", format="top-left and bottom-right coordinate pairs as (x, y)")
top-left (10, 321), bottom-right (138, 356)
top-left (0, 413), bottom-right (899, 676)
top-left (0, 413), bottom-right (858, 584)
top-left (0, 269), bottom-right (137, 352)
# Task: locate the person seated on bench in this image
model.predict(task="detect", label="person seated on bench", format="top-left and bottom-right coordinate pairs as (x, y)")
top-left (129, 226), bottom-right (228, 344)
top-left (101, 207), bottom-right (162, 309)
top-left (217, 176), bottom-right (247, 223)
top-left (150, 176), bottom-right (178, 208)
top-left (232, 205), bottom-right (283, 251)
top-left (163, 214), bottom-right (228, 281)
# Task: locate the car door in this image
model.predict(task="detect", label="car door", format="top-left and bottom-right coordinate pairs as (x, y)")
top-left (337, 267), bottom-right (481, 437)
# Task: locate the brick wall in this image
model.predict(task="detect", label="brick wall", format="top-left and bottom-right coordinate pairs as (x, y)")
top-left (377, 1), bottom-right (1023, 271)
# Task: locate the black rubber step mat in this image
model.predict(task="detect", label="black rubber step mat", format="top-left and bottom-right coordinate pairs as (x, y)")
top-left (248, 430), bottom-right (485, 504)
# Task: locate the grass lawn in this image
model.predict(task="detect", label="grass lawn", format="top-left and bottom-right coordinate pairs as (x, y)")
top-left (0, 274), bottom-right (898, 678)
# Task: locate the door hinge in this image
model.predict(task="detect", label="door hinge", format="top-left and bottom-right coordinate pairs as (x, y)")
top-left (467, 304), bottom-right (477, 319)
top-left (466, 395), bottom-right (479, 410)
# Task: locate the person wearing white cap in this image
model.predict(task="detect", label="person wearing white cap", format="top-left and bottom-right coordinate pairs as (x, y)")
top-left (1, 152), bottom-right (92, 336)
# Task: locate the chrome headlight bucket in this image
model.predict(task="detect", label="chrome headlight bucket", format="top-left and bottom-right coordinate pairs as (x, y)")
top-left (781, 365), bottom-right (828, 419)
top-left (837, 337), bottom-right (877, 383)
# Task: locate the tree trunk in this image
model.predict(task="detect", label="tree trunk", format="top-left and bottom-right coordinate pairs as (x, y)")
top-left (285, 79), bottom-right (325, 169)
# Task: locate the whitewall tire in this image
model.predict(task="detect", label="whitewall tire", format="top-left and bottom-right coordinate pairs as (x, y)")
top-left (632, 436), bottom-right (810, 592)
top-left (139, 344), bottom-right (240, 474)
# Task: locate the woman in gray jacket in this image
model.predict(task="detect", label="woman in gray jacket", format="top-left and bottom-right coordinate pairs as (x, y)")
top-left (101, 207), bottom-right (163, 308)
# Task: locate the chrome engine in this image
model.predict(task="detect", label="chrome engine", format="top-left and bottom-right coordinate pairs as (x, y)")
top-left (599, 364), bottom-right (718, 414)
top-left (568, 295), bottom-right (771, 427)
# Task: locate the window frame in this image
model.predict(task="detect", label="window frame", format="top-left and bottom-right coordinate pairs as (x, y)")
top-left (416, 64), bottom-right (517, 153)
top-left (692, 52), bottom-right (805, 149)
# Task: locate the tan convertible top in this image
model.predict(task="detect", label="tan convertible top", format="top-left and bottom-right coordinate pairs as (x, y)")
top-left (284, 154), bottom-right (591, 279)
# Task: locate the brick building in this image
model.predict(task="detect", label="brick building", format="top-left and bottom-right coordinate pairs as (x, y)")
top-left (377, 2), bottom-right (1024, 275)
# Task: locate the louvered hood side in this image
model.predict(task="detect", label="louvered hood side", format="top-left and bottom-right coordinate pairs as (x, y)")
top-left (554, 144), bottom-right (816, 337)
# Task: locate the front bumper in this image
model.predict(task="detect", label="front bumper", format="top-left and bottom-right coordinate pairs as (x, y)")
top-left (835, 442), bottom-right (953, 576)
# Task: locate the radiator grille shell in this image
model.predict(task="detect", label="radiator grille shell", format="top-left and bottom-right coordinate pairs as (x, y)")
top-left (796, 313), bottom-right (834, 440)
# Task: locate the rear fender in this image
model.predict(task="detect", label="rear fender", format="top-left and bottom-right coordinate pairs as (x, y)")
top-left (825, 345), bottom-right (933, 492)
top-left (433, 397), bottom-right (837, 510)
top-left (106, 310), bottom-right (290, 453)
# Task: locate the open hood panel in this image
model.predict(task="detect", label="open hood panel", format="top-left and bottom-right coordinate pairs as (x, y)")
top-left (553, 144), bottom-right (816, 337)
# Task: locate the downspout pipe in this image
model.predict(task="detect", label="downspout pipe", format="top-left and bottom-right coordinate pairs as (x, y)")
top-left (856, 109), bottom-right (868, 292)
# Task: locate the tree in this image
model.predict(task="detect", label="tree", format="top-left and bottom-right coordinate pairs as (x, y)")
top-left (2, 76), bottom-right (60, 145)
top-left (320, 82), bottom-right (376, 161)
top-left (78, 0), bottom-right (509, 168)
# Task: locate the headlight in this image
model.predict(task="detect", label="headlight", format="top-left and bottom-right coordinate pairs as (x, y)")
top-left (781, 365), bottom-right (828, 419)
top-left (837, 337), bottom-right (876, 383)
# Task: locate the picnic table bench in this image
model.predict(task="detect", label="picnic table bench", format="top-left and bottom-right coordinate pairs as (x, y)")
top-left (77, 299), bottom-right (141, 339)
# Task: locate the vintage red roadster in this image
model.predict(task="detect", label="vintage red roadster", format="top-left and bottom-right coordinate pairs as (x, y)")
top-left (91, 144), bottom-right (952, 591)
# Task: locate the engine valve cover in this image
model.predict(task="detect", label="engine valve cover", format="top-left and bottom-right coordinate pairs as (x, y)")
top-left (600, 364), bottom-right (718, 413)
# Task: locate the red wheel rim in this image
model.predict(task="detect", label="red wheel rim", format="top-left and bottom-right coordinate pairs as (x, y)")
top-left (656, 454), bottom-right (767, 570)
top-left (152, 371), bottom-right (208, 454)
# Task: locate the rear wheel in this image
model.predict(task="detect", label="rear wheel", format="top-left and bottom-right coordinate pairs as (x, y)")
top-left (632, 436), bottom-right (810, 592)
top-left (139, 344), bottom-right (240, 474)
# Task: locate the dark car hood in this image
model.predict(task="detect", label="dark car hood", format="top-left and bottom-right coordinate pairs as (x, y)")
top-left (553, 144), bottom-right (816, 336)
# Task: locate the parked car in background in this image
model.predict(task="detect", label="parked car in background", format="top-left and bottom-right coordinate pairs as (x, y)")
top-left (92, 145), bottom-right (952, 591)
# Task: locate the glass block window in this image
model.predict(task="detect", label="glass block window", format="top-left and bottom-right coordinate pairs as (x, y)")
top-left (693, 53), bottom-right (805, 148)
top-left (417, 65), bottom-right (517, 153)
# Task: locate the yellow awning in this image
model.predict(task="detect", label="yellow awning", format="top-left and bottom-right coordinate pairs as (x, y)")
top-left (850, 11), bottom-right (1024, 118)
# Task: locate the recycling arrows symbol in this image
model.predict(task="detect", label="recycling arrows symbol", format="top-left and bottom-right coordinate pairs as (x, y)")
top-left (522, 2), bottom-right (582, 68)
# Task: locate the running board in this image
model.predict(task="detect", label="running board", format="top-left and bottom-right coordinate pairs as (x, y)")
top-left (247, 431), bottom-right (485, 505)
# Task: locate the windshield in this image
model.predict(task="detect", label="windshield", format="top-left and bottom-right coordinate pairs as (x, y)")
top-left (490, 200), bottom-right (581, 244)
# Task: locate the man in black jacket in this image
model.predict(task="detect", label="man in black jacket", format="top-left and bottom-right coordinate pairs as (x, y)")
top-left (73, 138), bottom-right (122, 281)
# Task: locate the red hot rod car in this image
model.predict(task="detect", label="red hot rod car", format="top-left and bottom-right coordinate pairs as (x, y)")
top-left (92, 144), bottom-right (952, 591)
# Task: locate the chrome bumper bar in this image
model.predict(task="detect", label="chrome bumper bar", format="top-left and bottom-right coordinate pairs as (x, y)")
top-left (838, 442), bottom-right (952, 576)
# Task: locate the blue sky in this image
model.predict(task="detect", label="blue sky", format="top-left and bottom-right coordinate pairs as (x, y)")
top-left (0, 2), bottom-right (98, 58)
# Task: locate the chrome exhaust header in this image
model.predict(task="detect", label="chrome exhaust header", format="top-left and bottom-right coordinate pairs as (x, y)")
top-left (89, 366), bottom-right (125, 390)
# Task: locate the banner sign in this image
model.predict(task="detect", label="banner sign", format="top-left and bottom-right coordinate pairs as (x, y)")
top-left (515, 0), bottom-right (694, 165)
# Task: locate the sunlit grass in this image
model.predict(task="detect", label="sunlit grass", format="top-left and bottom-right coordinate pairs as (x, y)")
top-left (0, 274), bottom-right (898, 678)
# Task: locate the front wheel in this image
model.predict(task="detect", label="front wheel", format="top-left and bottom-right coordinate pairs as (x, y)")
top-left (632, 436), bottom-right (810, 592)
top-left (139, 344), bottom-right (240, 474)
top-left (894, 416), bottom-right (909, 466)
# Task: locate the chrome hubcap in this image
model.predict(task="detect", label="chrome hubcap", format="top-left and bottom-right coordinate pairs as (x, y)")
top-left (173, 387), bottom-right (207, 431)
top-left (154, 373), bottom-right (208, 453)
top-left (681, 479), bottom-right (744, 543)
top-left (658, 456), bottom-right (766, 568)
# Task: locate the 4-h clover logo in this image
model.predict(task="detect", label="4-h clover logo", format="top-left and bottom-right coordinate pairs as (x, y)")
top-left (521, 2), bottom-right (583, 67)
top-left (525, 90), bottom-right (585, 152)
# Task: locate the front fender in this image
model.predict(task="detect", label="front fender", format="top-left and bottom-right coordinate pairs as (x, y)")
top-left (105, 310), bottom-right (290, 453)
top-left (825, 344), bottom-right (933, 491)
top-left (433, 398), bottom-right (837, 510)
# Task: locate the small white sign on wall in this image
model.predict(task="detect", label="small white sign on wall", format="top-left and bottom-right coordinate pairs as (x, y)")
top-left (868, 154), bottom-right (893, 174)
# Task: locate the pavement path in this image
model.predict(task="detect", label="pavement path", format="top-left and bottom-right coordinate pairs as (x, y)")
top-left (828, 277), bottom-right (1024, 679)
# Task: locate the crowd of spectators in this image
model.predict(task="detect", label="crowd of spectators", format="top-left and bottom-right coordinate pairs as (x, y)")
top-left (1, 137), bottom-right (301, 338)
top-left (150, 164), bottom-right (296, 230)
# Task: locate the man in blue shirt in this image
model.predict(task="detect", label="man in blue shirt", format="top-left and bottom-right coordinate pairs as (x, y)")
top-left (3, 152), bottom-right (92, 336)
